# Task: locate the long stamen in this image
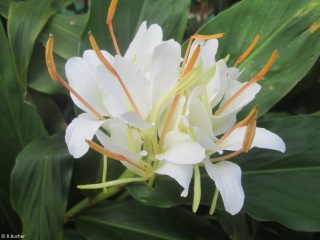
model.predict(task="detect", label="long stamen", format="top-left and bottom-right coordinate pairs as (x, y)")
top-left (215, 50), bottom-right (277, 116)
top-left (184, 45), bottom-right (201, 76)
top-left (107, 0), bottom-right (121, 55)
top-left (45, 35), bottom-right (106, 121)
top-left (86, 140), bottom-right (146, 171)
top-left (234, 34), bottom-right (260, 67)
top-left (157, 45), bottom-right (201, 152)
top-left (216, 106), bottom-right (258, 145)
top-left (182, 33), bottom-right (224, 68)
top-left (89, 34), bottom-right (142, 117)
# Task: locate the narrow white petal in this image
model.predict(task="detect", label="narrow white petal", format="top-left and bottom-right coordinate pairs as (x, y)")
top-left (252, 128), bottom-right (286, 152)
top-left (155, 162), bottom-right (193, 197)
top-left (113, 56), bottom-right (151, 119)
top-left (219, 126), bottom-right (286, 152)
top-left (65, 57), bottom-right (107, 115)
top-left (205, 159), bottom-right (244, 215)
top-left (124, 21), bottom-right (148, 61)
top-left (193, 127), bottom-right (219, 151)
top-left (219, 82), bottom-right (261, 114)
top-left (65, 113), bottom-right (106, 158)
top-left (150, 41), bottom-right (181, 107)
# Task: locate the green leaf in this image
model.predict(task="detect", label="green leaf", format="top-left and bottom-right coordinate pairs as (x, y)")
top-left (0, 20), bottom-right (46, 232)
top-left (75, 201), bottom-right (229, 240)
top-left (129, 116), bottom-right (320, 231)
top-left (192, 0), bottom-right (320, 117)
top-left (8, 0), bottom-right (77, 91)
top-left (39, 13), bottom-right (88, 59)
top-left (11, 134), bottom-right (73, 239)
top-left (80, 0), bottom-right (191, 55)
top-left (0, 0), bottom-right (11, 18)
top-left (239, 115), bottom-right (320, 232)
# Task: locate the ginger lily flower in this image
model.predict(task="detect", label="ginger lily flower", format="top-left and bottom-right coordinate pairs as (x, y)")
top-left (46, 0), bottom-right (286, 216)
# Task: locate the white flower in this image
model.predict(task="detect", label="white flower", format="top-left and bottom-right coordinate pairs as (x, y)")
top-left (46, 14), bottom-right (286, 216)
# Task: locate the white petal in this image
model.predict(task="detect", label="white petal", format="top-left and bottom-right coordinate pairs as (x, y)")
top-left (219, 82), bottom-right (261, 114)
top-left (96, 65), bottom-right (128, 118)
top-left (83, 50), bottom-right (114, 73)
top-left (65, 57), bottom-right (108, 115)
top-left (200, 39), bottom-right (218, 71)
top-left (96, 130), bottom-right (145, 176)
top-left (155, 162), bottom-right (193, 197)
top-left (149, 41), bottom-right (181, 107)
top-left (65, 113), bottom-right (106, 158)
top-left (155, 131), bottom-right (205, 164)
top-left (207, 60), bottom-right (228, 108)
top-left (120, 111), bottom-right (153, 129)
top-left (252, 128), bottom-right (286, 152)
top-left (193, 127), bottom-right (219, 152)
top-left (124, 21), bottom-right (147, 61)
top-left (205, 159), bottom-right (244, 215)
top-left (219, 126), bottom-right (286, 153)
top-left (113, 56), bottom-right (151, 119)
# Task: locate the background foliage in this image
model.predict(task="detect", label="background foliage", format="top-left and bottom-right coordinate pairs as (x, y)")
top-left (0, 0), bottom-right (319, 239)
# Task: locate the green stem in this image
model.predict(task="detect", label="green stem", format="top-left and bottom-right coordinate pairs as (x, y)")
top-left (64, 169), bottom-right (135, 223)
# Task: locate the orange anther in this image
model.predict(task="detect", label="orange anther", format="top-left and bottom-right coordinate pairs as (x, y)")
top-left (242, 119), bottom-right (256, 152)
top-left (234, 34), bottom-right (260, 67)
top-left (107, 0), bottom-right (121, 55)
top-left (182, 32), bottom-right (224, 68)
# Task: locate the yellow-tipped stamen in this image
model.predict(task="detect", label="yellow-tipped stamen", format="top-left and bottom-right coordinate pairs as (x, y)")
top-left (215, 50), bottom-right (277, 116)
top-left (234, 34), bottom-right (260, 67)
top-left (107, 0), bottom-right (121, 55)
top-left (182, 33), bottom-right (224, 68)
top-left (211, 149), bottom-right (243, 163)
top-left (242, 119), bottom-right (256, 152)
top-left (89, 34), bottom-right (142, 117)
top-left (86, 140), bottom-right (146, 172)
top-left (45, 36), bottom-right (106, 121)
top-left (216, 106), bottom-right (258, 145)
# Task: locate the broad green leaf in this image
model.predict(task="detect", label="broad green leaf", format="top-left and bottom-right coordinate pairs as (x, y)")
top-left (239, 115), bottom-right (320, 231)
top-left (11, 134), bottom-right (73, 239)
top-left (39, 13), bottom-right (88, 59)
top-left (8, 0), bottom-right (78, 91)
top-left (80, 0), bottom-right (191, 55)
top-left (0, 20), bottom-right (46, 232)
top-left (129, 116), bottom-right (320, 231)
top-left (75, 201), bottom-right (229, 240)
top-left (192, 0), bottom-right (320, 117)
top-left (0, 0), bottom-right (11, 18)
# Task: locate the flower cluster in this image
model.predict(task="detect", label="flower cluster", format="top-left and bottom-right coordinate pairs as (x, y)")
top-left (46, 20), bottom-right (285, 215)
